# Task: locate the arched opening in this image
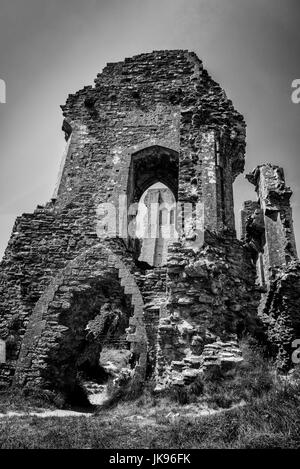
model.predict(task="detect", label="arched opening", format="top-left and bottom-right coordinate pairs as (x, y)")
top-left (15, 244), bottom-right (146, 406)
top-left (126, 145), bottom-right (179, 263)
top-left (42, 272), bottom-right (134, 406)
top-left (135, 182), bottom-right (177, 267)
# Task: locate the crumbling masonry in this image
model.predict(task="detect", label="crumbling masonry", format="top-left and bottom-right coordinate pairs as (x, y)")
top-left (0, 51), bottom-right (299, 400)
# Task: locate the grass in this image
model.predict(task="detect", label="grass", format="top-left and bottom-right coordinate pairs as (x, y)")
top-left (0, 386), bottom-right (299, 448)
top-left (168, 387), bottom-right (300, 449)
top-left (0, 340), bottom-right (299, 449)
top-left (0, 389), bottom-right (56, 414)
top-left (202, 340), bottom-right (276, 409)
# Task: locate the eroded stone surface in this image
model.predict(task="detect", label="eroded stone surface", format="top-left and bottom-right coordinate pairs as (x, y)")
top-left (243, 165), bottom-right (300, 370)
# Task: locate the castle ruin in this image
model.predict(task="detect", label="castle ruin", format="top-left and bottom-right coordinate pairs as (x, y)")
top-left (0, 50), bottom-right (299, 402)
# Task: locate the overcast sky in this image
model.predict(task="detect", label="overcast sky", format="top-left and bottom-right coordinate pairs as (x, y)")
top-left (0, 0), bottom-right (299, 258)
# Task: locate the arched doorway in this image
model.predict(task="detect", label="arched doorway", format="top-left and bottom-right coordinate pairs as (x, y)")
top-left (43, 273), bottom-right (134, 405)
top-left (126, 145), bottom-right (179, 263)
top-left (136, 182), bottom-right (177, 267)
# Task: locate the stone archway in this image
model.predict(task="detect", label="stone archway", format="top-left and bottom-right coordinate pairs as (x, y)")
top-left (126, 145), bottom-right (179, 259)
top-left (13, 244), bottom-right (147, 403)
top-left (127, 145), bottom-right (179, 205)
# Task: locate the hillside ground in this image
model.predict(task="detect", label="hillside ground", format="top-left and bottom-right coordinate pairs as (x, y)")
top-left (0, 341), bottom-right (299, 449)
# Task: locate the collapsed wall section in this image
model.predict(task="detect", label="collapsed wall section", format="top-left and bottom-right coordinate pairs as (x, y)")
top-left (243, 164), bottom-right (300, 369)
top-left (0, 203), bottom-right (95, 387)
top-left (154, 231), bottom-right (261, 390)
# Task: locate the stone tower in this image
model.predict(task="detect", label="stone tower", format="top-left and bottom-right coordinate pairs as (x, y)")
top-left (0, 51), bottom-right (298, 400)
top-left (138, 186), bottom-right (176, 267)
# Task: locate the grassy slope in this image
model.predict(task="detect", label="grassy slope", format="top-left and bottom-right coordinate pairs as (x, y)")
top-left (0, 342), bottom-right (300, 449)
top-left (0, 388), bottom-right (299, 449)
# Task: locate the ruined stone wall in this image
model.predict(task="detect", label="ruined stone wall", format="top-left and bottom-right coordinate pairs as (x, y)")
top-left (12, 241), bottom-right (148, 394)
top-left (0, 50), bottom-right (262, 395)
top-left (0, 204), bottom-right (93, 386)
top-left (240, 200), bottom-right (260, 242)
top-left (260, 260), bottom-right (300, 370)
top-left (246, 164), bottom-right (298, 280)
top-left (58, 51), bottom-right (246, 235)
top-left (243, 164), bottom-right (300, 370)
top-left (154, 231), bottom-right (261, 390)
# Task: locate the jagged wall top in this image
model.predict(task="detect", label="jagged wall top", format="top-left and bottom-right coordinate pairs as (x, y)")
top-left (60, 50), bottom-right (246, 176)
